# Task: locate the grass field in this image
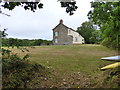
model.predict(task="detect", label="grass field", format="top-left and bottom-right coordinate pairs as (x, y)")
top-left (6, 44), bottom-right (118, 88)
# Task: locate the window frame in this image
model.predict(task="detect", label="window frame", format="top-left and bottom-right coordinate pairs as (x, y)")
top-left (55, 31), bottom-right (59, 36)
top-left (55, 38), bottom-right (58, 43)
top-left (75, 37), bottom-right (78, 42)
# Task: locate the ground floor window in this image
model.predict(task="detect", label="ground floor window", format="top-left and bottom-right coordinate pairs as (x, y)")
top-left (75, 37), bottom-right (78, 42)
top-left (55, 38), bottom-right (58, 43)
top-left (82, 39), bottom-right (84, 44)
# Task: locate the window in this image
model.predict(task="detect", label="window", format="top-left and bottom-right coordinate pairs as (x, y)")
top-left (75, 37), bottom-right (78, 42)
top-left (68, 29), bottom-right (71, 34)
top-left (82, 39), bottom-right (84, 44)
top-left (55, 32), bottom-right (59, 36)
top-left (55, 38), bottom-right (58, 43)
top-left (69, 30), bottom-right (71, 34)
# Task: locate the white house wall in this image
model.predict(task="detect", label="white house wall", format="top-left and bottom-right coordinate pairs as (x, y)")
top-left (68, 29), bottom-right (84, 44)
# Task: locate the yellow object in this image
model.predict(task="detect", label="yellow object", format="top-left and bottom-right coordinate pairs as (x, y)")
top-left (101, 62), bottom-right (120, 70)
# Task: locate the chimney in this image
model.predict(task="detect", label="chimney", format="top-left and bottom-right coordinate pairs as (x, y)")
top-left (59, 19), bottom-right (63, 24)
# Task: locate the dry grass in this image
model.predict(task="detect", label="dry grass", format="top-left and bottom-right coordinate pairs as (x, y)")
top-left (5, 44), bottom-right (118, 88)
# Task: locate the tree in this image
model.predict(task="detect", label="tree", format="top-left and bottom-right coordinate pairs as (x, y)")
top-left (87, 2), bottom-right (119, 49)
top-left (60, 1), bottom-right (78, 15)
top-left (0, 0), bottom-right (78, 15)
top-left (77, 21), bottom-right (96, 44)
top-left (89, 30), bottom-right (102, 44)
top-left (0, 1), bottom-right (43, 12)
top-left (0, 28), bottom-right (8, 38)
top-left (33, 39), bottom-right (43, 46)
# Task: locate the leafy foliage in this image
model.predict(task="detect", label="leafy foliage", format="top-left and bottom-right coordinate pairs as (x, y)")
top-left (60, 1), bottom-right (78, 15)
top-left (2, 38), bottom-right (52, 47)
top-left (90, 30), bottom-right (102, 44)
top-left (1, 2), bottom-right (43, 12)
top-left (88, 2), bottom-right (120, 49)
top-left (0, 1), bottom-right (78, 15)
top-left (77, 21), bottom-right (99, 44)
top-left (2, 48), bottom-right (48, 88)
top-left (1, 27), bottom-right (47, 88)
top-left (0, 29), bottom-right (8, 38)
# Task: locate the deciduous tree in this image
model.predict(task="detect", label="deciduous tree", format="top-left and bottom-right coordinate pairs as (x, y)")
top-left (77, 21), bottom-right (96, 44)
top-left (88, 1), bottom-right (119, 48)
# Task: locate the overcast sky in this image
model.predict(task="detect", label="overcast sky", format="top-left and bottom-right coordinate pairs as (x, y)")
top-left (0, 0), bottom-right (93, 40)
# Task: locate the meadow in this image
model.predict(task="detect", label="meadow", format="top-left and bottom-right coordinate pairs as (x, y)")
top-left (6, 44), bottom-right (118, 88)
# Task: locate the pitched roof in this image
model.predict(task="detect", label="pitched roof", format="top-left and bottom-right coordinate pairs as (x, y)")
top-left (52, 23), bottom-right (76, 32)
top-left (52, 20), bottom-right (84, 38)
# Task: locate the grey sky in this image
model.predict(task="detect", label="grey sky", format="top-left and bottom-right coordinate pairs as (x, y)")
top-left (0, 0), bottom-right (93, 40)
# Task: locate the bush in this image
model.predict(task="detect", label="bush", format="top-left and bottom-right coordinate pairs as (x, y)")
top-left (2, 48), bottom-right (46, 88)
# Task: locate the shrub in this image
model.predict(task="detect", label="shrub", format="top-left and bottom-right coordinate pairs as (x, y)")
top-left (2, 48), bottom-right (46, 88)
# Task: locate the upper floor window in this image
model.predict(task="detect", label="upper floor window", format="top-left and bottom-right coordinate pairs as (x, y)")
top-left (69, 30), bottom-right (71, 34)
top-left (55, 32), bottom-right (59, 36)
top-left (68, 29), bottom-right (71, 34)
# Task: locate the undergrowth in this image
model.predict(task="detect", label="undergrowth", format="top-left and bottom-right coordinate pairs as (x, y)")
top-left (2, 48), bottom-right (48, 88)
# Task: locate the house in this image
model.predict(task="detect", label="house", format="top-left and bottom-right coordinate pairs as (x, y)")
top-left (52, 19), bottom-right (85, 45)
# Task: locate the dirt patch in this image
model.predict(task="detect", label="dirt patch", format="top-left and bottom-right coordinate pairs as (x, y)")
top-left (39, 70), bottom-right (95, 88)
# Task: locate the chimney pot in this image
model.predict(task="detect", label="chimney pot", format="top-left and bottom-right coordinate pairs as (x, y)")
top-left (60, 19), bottom-right (63, 24)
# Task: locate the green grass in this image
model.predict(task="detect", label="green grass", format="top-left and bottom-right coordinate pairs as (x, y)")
top-left (30, 45), bottom-right (116, 73)
top-left (6, 44), bottom-right (118, 88)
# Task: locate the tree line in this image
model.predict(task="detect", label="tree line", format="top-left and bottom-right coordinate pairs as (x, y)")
top-left (2, 38), bottom-right (52, 47)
